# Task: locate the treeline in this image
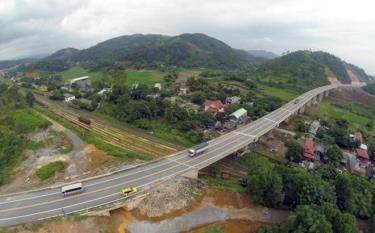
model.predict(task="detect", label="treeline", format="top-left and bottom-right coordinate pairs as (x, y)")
top-left (364, 83), bottom-right (375, 95)
top-left (242, 154), bottom-right (375, 233)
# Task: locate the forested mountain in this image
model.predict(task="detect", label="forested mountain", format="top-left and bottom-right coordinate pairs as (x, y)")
top-left (256, 50), bottom-right (370, 92)
top-left (34, 33), bottom-right (266, 71)
top-left (248, 50), bottom-right (278, 59)
top-left (0, 58), bottom-right (39, 70)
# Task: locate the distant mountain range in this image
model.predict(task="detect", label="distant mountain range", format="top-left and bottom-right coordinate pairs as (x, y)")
top-left (0, 58), bottom-right (40, 70)
top-left (10, 33), bottom-right (370, 85)
top-left (248, 50), bottom-right (279, 59)
top-left (33, 33), bottom-right (269, 71)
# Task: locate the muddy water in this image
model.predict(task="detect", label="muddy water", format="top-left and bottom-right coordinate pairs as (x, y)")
top-left (121, 189), bottom-right (288, 233)
top-left (185, 219), bottom-right (270, 233)
top-left (128, 207), bottom-right (230, 233)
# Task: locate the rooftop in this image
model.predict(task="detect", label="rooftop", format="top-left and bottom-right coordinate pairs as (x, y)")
top-left (229, 108), bottom-right (247, 119)
top-left (204, 100), bottom-right (224, 113)
top-left (70, 76), bottom-right (90, 84)
top-left (304, 139), bottom-right (314, 159)
top-left (356, 148), bottom-right (369, 160)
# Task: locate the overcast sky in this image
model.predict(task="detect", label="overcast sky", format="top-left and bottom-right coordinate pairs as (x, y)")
top-left (1, 0), bottom-right (374, 74)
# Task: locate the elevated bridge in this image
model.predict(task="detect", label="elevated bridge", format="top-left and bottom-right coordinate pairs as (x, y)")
top-left (0, 83), bottom-right (364, 226)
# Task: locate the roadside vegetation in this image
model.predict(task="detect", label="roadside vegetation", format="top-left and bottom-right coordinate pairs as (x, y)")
top-left (363, 83), bottom-right (375, 95)
top-left (36, 161), bottom-right (66, 180)
top-left (0, 84), bottom-right (51, 185)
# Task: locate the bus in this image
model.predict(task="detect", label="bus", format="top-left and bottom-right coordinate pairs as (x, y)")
top-left (61, 183), bottom-right (84, 196)
top-left (188, 142), bottom-right (209, 157)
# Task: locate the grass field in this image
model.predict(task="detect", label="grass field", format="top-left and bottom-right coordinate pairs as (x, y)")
top-left (11, 109), bottom-right (51, 133)
top-left (60, 66), bottom-right (90, 81)
top-left (35, 106), bottom-right (153, 161)
top-left (317, 102), bottom-right (371, 130)
top-left (259, 85), bottom-right (298, 101)
top-left (126, 70), bottom-right (165, 86)
top-left (202, 176), bottom-right (247, 193)
top-left (59, 66), bottom-right (166, 87)
top-left (35, 161), bottom-right (66, 180)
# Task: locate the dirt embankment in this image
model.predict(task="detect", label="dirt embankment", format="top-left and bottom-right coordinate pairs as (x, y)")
top-left (330, 88), bottom-right (375, 107)
top-left (132, 177), bottom-right (204, 221)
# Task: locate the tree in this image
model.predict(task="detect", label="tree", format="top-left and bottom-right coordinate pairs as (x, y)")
top-left (321, 203), bottom-right (359, 233)
top-left (286, 140), bottom-right (304, 163)
top-left (326, 144), bottom-right (343, 165)
top-left (335, 174), bottom-right (354, 212)
top-left (278, 205), bottom-right (333, 233)
top-left (283, 171), bottom-right (336, 207)
top-left (248, 169), bottom-right (284, 207)
top-left (295, 119), bottom-right (309, 133)
top-left (368, 142), bottom-right (375, 161)
top-left (25, 91), bottom-right (35, 107)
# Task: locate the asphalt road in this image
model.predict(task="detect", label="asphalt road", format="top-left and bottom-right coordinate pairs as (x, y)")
top-left (0, 83), bottom-right (363, 227)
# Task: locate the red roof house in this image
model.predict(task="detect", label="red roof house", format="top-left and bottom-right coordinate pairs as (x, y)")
top-left (354, 132), bottom-right (363, 143)
top-left (356, 148), bottom-right (370, 167)
top-left (204, 100), bottom-right (224, 113)
top-left (304, 139), bottom-right (315, 160)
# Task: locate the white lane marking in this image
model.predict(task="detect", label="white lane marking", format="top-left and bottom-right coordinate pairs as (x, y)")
top-left (0, 134), bottom-right (254, 222)
top-left (0, 130), bottom-right (245, 206)
top-left (264, 117), bottom-right (278, 123)
top-left (0, 173), bottom-right (176, 221)
top-left (166, 158), bottom-right (195, 169)
top-left (280, 107), bottom-right (293, 113)
top-left (234, 132), bottom-right (255, 138)
top-left (0, 85), bottom-right (341, 207)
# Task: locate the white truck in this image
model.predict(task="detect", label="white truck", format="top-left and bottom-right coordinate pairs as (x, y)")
top-left (188, 142), bottom-right (209, 157)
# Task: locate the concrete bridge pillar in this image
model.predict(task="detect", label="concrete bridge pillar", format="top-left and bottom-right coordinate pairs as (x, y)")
top-left (318, 93), bottom-right (324, 102)
top-left (298, 105), bottom-right (305, 114)
top-left (325, 91), bottom-right (329, 97)
top-left (312, 96), bottom-right (318, 105)
top-left (307, 100), bottom-right (312, 107)
top-left (182, 169), bottom-right (198, 179)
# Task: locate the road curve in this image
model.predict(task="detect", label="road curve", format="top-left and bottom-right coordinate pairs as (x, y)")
top-left (0, 83), bottom-right (363, 227)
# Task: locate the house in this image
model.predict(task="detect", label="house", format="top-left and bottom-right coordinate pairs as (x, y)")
top-left (179, 87), bottom-right (188, 96)
top-left (304, 139), bottom-right (315, 160)
top-left (70, 76), bottom-right (91, 89)
top-left (355, 148), bottom-right (370, 168)
top-left (154, 83), bottom-right (162, 90)
top-left (204, 100), bottom-right (224, 113)
top-left (354, 131), bottom-right (363, 143)
top-left (179, 102), bottom-right (201, 113)
top-left (226, 96), bottom-right (241, 104)
top-left (97, 88), bottom-right (112, 95)
top-left (309, 120), bottom-right (320, 135)
top-left (229, 108), bottom-right (248, 124)
top-left (131, 82), bottom-right (139, 90)
top-left (64, 93), bottom-right (75, 102)
top-left (360, 144), bottom-right (368, 151)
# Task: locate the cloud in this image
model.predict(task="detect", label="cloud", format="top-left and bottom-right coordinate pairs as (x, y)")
top-left (0, 0), bottom-right (374, 73)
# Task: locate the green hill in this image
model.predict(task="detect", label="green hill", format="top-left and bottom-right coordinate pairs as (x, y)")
top-left (34, 33), bottom-right (266, 71)
top-left (256, 50), bottom-right (370, 93)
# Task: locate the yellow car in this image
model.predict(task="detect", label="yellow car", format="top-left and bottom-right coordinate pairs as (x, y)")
top-left (121, 187), bottom-right (137, 196)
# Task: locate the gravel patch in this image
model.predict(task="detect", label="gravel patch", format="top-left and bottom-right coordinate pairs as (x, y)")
top-left (128, 207), bottom-right (230, 233)
top-left (137, 177), bottom-right (204, 217)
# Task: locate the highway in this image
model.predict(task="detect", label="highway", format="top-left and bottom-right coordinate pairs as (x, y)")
top-left (0, 83), bottom-right (363, 227)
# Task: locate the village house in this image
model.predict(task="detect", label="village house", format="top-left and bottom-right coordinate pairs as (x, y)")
top-left (224, 108), bottom-right (248, 129)
top-left (354, 131), bottom-right (363, 143)
top-left (226, 96), bottom-right (241, 104)
top-left (70, 76), bottom-right (91, 90)
top-left (304, 138), bottom-right (315, 160)
top-left (309, 120), bottom-right (320, 135)
top-left (154, 83), bottom-right (162, 90)
top-left (204, 100), bottom-right (224, 113)
top-left (63, 93), bottom-right (76, 102)
top-left (97, 88), bottom-right (112, 95)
